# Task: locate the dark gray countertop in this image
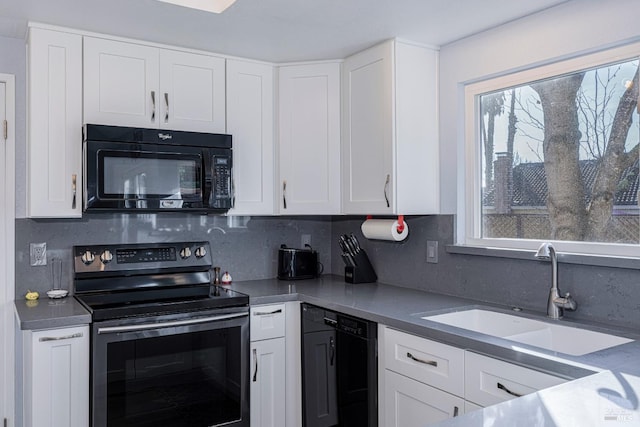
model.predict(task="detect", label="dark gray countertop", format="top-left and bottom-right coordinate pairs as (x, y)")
top-left (14, 296), bottom-right (91, 330)
top-left (14, 274), bottom-right (640, 426)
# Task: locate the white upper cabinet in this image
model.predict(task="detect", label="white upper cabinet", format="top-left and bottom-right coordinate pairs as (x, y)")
top-left (84, 37), bottom-right (225, 132)
top-left (83, 37), bottom-right (159, 128)
top-left (278, 62), bottom-right (341, 214)
top-left (227, 59), bottom-right (275, 215)
top-left (159, 49), bottom-right (226, 133)
top-left (27, 27), bottom-right (83, 218)
top-left (342, 39), bottom-right (439, 215)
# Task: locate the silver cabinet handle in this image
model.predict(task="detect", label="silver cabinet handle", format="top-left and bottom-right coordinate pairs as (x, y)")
top-left (164, 92), bottom-right (169, 123)
top-left (384, 174), bottom-right (390, 207)
top-left (252, 348), bottom-right (258, 382)
top-left (97, 312), bottom-right (248, 334)
top-left (39, 332), bottom-right (83, 342)
top-left (151, 91), bottom-right (156, 122)
top-left (253, 309), bottom-right (282, 316)
top-left (282, 180), bottom-right (287, 209)
top-left (406, 352), bottom-right (438, 367)
top-left (71, 174), bottom-right (77, 210)
top-left (497, 382), bottom-right (523, 398)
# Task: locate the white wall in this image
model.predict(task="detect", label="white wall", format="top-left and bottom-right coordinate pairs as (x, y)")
top-left (438, 0), bottom-right (640, 216)
top-left (0, 35), bottom-right (26, 218)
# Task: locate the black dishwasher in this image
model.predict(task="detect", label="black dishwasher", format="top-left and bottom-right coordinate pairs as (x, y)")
top-left (301, 303), bottom-right (377, 427)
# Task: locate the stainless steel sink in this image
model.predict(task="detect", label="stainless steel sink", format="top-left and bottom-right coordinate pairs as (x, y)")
top-left (422, 309), bottom-right (633, 356)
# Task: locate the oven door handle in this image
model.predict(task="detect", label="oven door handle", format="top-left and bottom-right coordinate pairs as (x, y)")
top-left (97, 312), bottom-right (248, 334)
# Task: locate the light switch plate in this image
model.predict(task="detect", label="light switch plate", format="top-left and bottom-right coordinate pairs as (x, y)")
top-left (30, 242), bottom-right (47, 266)
top-left (301, 234), bottom-right (312, 248)
top-left (426, 240), bottom-right (438, 264)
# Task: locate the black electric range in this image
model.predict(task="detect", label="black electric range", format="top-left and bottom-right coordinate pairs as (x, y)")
top-left (73, 241), bottom-right (248, 321)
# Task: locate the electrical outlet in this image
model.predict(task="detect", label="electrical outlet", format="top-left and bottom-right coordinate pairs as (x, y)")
top-left (426, 240), bottom-right (438, 264)
top-left (301, 234), bottom-right (312, 248)
top-left (30, 242), bottom-right (47, 266)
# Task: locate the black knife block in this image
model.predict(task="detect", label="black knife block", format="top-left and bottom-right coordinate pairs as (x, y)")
top-left (344, 250), bottom-right (377, 284)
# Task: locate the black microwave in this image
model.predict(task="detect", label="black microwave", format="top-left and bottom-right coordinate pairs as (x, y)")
top-left (83, 124), bottom-right (233, 213)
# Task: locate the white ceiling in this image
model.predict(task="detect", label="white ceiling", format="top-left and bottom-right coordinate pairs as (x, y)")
top-left (0, 0), bottom-right (571, 62)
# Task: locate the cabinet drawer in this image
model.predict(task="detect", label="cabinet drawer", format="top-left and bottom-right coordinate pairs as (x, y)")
top-left (383, 327), bottom-right (464, 396)
top-left (465, 352), bottom-right (566, 407)
top-left (251, 304), bottom-right (286, 341)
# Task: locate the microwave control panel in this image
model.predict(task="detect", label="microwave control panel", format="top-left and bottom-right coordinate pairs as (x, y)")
top-left (211, 155), bottom-right (232, 208)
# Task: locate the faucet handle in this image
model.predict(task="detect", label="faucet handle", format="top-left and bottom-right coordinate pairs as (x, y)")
top-left (562, 293), bottom-right (577, 311)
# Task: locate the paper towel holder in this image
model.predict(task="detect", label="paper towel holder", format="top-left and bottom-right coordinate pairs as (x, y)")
top-left (366, 215), bottom-right (405, 233)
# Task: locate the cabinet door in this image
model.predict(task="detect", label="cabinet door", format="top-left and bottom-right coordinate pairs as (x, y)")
top-left (251, 338), bottom-right (286, 427)
top-left (342, 42), bottom-right (394, 214)
top-left (302, 330), bottom-right (338, 427)
top-left (84, 37), bottom-right (160, 127)
top-left (227, 59), bottom-right (275, 215)
top-left (279, 63), bottom-right (341, 214)
top-left (27, 28), bottom-right (83, 217)
top-left (159, 49), bottom-right (226, 133)
top-left (384, 370), bottom-right (464, 427)
top-left (24, 326), bottom-right (89, 427)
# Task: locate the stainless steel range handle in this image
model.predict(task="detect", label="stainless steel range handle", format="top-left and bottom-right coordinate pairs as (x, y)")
top-left (97, 312), bottom-right (248, 334)
top-left (39, 332), bottom-right (83, 342)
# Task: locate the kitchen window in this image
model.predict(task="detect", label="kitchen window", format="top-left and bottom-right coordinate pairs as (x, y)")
top-left (463, 43), bottom-right (640, 258)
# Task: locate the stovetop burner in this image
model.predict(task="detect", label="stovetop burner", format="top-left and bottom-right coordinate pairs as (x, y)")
top-left (73, 242), bottom-right (248, 321)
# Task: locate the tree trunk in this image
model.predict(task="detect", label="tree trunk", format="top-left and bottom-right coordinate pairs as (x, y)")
top-left (532, 73), bottom-right (587, 241)
top-left (586, 67), bottom-right (639, 240)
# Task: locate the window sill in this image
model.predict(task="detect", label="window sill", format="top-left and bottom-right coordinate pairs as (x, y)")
top-left (446, 245), bottom-right (640, 270)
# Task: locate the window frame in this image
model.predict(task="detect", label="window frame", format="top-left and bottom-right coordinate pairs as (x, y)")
top-left (461, 42), bottom-right (640, 258)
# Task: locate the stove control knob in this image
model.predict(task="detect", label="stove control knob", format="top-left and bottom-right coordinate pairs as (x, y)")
top-left (100, 250), bottom-right (113, 264)
top-left (180, 247), bottom-right (192, 259)
top-left (81, 250), bottom-right (95, 265)
top-left (195, 246), bottom-right (207, 258)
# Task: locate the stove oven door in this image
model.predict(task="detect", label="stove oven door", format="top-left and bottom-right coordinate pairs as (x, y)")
top-left (91, 307), bottom-right (249, 427)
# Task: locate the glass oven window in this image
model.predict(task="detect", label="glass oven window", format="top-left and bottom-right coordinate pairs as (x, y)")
top-left (106, 327), bottom-right (242, 427)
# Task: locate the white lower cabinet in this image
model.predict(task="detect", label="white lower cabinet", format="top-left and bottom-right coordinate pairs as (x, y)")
top-left (22, 325), bottom-right (89, 427)
top-left (250, 337), bottom-right (286, 427)
top-left (380, 326), bottom-right (465, 426)
top-left (384, 370), bottom-right (464, 427)
top-left (250, 302), bottom-right (301, 427)
top-left (380, 325), bottom-right (568, 426)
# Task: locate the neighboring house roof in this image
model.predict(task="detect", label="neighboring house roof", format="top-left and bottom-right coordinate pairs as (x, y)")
top-left (484, 158), bottom-right (639, 207)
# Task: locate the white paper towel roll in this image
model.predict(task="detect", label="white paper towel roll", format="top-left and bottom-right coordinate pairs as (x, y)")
top-left (361, 219), bottom-right (409, 242)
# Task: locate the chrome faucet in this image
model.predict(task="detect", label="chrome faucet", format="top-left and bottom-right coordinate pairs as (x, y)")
top-left (534, 242), bottom-right (577, 319)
